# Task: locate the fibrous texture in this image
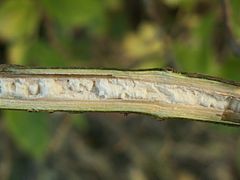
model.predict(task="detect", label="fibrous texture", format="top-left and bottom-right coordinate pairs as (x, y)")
top-left (0, 65), bottom-right (240, 125)
top-left (0, 77), bottom-right (239, 112)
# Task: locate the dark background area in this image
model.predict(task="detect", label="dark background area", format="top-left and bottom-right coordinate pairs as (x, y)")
top-left (0, 0), bottom-right (240, 179)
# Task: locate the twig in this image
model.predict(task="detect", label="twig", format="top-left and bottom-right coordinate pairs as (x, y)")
top-left (0, 64), bottom-right (240, 125)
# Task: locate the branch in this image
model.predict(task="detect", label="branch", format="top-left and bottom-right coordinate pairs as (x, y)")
top-left (0, 64), bottom-right (240, 125)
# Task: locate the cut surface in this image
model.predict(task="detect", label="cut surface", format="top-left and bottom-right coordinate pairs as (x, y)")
top-left (1, 65), bottom-right (240, 125)
top-left (0, 77), bottom-right (239, 113)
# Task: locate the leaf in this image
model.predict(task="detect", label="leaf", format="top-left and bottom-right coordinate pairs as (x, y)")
top-left (70, 114), bottom-right (88, 131)
top-left (0, 0), bottom-right (40, 41)
top-left (220, 56), bottom-right (240, 81)
top-left (174, 14), bottom-right (219, 74)
top-left (123, 23), bottom-right (163, 59)
top-left (107, 12), bottom-right (129, 40)
top-left (4, 111), bottom-right (50, 159)
top-left (41, 0), bottom-right (106, 33)
top-left (8, 41), bottom-right (30, 64)
top-left (23, 40), bottom-right (68, 66)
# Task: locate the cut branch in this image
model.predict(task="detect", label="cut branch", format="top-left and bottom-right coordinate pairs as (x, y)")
top-left (0, 65), bottom-right (240, 125)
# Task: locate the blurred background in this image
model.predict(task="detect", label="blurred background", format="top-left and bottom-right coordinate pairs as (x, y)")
top-left (0, 0), bottom-right (240, 179)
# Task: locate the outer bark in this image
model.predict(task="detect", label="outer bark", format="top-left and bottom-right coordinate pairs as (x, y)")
top-left (0, 64), bottom-right (240, 125)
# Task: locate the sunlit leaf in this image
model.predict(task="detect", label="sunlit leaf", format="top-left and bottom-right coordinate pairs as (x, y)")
top-left (0, 0), bottom-right (40, 41)
top-left (123, 23), bottom-right (163, 59)
top-left (8, 41), bottom-right (30, 64)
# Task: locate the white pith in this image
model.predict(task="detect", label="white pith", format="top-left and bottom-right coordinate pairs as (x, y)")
top-left (0, 77), bottom-right (239, 112)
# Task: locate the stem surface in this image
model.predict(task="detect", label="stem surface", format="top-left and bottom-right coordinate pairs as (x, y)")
top-left (0, 65), bottom-right (240, 125)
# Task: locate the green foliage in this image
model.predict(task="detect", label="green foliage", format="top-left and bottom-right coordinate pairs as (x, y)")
top-left (70, 114), bottom-right (88, 131)
top-left (24, 40), bottom-right (68, 66)
top-left (174, 14), bottom-right (218, 74)
top-left (0, 0), bottom-right (39, 41)
top-left (41, 0), bottom-right (106, 33)
top-left (221, 56), bottom-right (240, 81)
top-left (0, 0), bottom-right (240, 168)
top-left (4, 111), bottom-right (50, 159)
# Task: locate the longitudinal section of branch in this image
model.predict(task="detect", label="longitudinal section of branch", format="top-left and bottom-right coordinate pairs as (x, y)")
top-left (0, 65), bottom-right (240, 125)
